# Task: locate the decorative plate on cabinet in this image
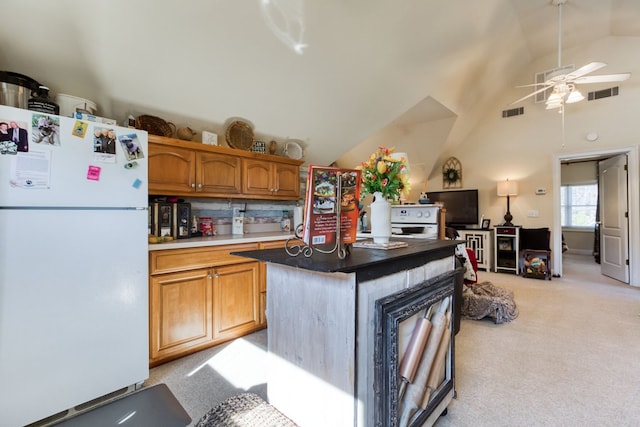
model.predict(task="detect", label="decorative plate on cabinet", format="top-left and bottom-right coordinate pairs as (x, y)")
top-left (284, 139), bottom-right (304, 160)
top-left (225, 120), bottom-right (254, 150)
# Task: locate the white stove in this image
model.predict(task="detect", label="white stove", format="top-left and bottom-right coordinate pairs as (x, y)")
top-left (390, 204), bottom-right (440, 239)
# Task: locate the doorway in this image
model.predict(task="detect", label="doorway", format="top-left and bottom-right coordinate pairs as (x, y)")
top-left (552, 145), bottom-right (639, 287)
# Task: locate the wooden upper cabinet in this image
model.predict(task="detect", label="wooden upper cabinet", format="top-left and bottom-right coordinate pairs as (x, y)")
top-left (242, 159), bottom-right (300, 199)
top-left (148, 144), bottom-right (196, 194)
top-left (148, 135), bottom-right (302, 200)
top-left (273, 162), bottom-right (301, 198)
top-left (197, 152), bottom-right (241, 195)
top-left (242, 158), bottom-right (272, 196)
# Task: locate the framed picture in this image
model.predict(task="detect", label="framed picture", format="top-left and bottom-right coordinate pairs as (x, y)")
top-left (482, 218), bottom-right (491, 229)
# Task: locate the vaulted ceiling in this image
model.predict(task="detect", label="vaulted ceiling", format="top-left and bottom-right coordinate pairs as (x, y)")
top-left (1, 0), bottom-right (638, 166)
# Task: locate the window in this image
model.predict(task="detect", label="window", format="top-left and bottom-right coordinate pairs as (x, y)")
top-left (560, 184), bottom-right (598, 227)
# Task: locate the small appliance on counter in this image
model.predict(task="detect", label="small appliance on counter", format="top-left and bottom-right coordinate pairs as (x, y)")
top-left (390, 204), bottom-right (440, 239)
top-left (232, 206), bottom-right (245, 235)
top-left (173, 202), bottom-right (191, 239)
top-left (149, 199), bottom-right (191, 239)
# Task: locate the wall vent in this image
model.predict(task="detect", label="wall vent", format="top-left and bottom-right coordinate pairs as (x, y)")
top-left (588, 86), bottom-right (619, 101)
top-left (502, 107), bottom-right (524, 118)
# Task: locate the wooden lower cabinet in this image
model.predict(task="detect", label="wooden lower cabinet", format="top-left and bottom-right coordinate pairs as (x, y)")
top-left (149, 268), bottom-right (213, 363)
top-left (257, 240), bottom-right (287, 326)
top-left (149, 244), bottom-right (264, 367)
top-left (213, 262), bottom-right (260, 340)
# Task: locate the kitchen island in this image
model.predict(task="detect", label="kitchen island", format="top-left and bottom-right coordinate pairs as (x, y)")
top-left (236, 238), bottom-right (460, 427)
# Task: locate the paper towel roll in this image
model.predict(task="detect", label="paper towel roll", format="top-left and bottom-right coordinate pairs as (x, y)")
top-left (293, 206), bottom-right (303, 229)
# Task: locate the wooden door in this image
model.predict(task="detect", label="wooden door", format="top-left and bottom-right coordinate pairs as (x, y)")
top-left (148, 143), bottom-right (196, 195)
top-left (213, 262), bottom-right (260, 340)
top-left (599, 155), bottom-right (629, 283)
top-left (242, 158), bottom-right (273, 196)
top-left (273, 162), bottom-right (300, 198)
top-left (197, 152), bottom-right (242, 195)
top-left (149, 268), bottom-right (213, 365)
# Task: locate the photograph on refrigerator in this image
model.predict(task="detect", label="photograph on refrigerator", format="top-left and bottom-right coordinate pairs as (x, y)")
top-left (32, 113), bottom-right (60, 146)
top-left (93, 127), bottom-right (117, 162)
top-left (118, 133), bottom-right (144, 160)
top-left (0, 118), bottom-right (29, 154)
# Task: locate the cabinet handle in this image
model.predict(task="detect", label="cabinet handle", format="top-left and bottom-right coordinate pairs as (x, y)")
top-left (207, 273), bottom-right (212, 279)
top-left (198, 183), bottom-right (203, 189)
top-left (273, 188), bottom-right (279, 192)
top-left (191, 183), bottom-right (196, 188)
top-left (214, 272), bottom-right (219, 278)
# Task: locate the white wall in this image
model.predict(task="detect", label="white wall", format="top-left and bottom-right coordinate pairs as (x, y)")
top-left (442, 37), bottom-right (639, 231)
top-left (443, 37), bottom-right (640, 282)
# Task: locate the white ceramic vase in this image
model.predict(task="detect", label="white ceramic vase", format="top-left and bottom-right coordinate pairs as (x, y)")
top-left (370, 191), bottom-right (392, 244)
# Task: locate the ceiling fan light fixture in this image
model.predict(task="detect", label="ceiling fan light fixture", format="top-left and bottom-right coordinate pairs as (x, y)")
top-left (566, 88), bottom-right (584, 104)
top-left (510, 0), bottom-right (630, 109)
top-left (546, 91), bottom-right (564, 109)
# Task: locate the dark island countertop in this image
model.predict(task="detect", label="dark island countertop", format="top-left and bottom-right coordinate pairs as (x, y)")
top-left (233, 238), bottom-right (459, 282)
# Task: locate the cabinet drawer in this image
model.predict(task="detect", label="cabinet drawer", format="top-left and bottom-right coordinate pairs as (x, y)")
top-left (150, 243), bottom-right (259, 274)
top-left (259, 240), bottom-right (287, 250)
top-left (495, 227), bottom-right (516, 235)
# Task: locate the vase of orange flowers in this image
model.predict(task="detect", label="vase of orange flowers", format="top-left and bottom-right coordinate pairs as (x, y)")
top-left (357, 146), bottom-right (410, 244)
top-left (369, 191), bottom-right (392, 243)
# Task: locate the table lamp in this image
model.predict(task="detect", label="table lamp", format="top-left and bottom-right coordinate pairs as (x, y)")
top-left (497, 179), bottom-right (518, 226)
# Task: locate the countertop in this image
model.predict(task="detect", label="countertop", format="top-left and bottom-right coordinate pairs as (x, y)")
top-left (148, 231), bottom-right (295, 251)
top-left (234, 238), bottom-right (458, 281)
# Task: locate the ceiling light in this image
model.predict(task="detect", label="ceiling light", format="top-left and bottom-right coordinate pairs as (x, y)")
top-left (546, 96), bottom-right (563, 109)
top-left (566, 88), bottom-right (584, 103)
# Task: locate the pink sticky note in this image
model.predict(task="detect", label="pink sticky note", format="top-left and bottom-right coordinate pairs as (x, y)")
top-left (87, 165), bottom-right (101, 181)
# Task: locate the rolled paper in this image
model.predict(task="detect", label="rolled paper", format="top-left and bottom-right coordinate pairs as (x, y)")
top-left (421, 317), bottom-right (451, 408)
top-left (399, 297), bottom-right (450, 427)
top-left (398, 317), bottom-right (432, 400)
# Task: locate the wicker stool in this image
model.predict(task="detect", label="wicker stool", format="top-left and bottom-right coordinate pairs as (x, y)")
top-left (195, 393), bottom-right (297, 427)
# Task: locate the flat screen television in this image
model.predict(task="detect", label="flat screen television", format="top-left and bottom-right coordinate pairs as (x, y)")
top-left (427, 189), bottom-right (479, 227)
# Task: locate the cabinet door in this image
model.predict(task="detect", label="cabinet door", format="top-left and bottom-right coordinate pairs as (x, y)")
top-left (273, 162), bottom-right (300, 198)
top-left (148, 143), bottom-right (196, 195)
top-left (213, 262), bottom-right (260, 340)
top-left (257, 240), bottom-right (287, 326)
top-left (149, 268), bottom-right (213, 364)
top-left (461, 230), bottom-right (491, 271)
top-left (242, 159), bottom-right (273, 196)
top-left (197, 152), bottom-right (242, 195)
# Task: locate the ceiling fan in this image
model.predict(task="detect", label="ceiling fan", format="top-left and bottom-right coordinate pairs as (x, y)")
top-left (511, 0), bottom-right (631, 110)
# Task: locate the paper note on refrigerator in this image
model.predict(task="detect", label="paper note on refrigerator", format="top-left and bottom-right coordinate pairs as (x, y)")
top-left (9, 151), bottom-right (52, 189)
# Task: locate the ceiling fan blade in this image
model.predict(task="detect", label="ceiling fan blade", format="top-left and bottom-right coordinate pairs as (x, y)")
top-left (510, 85), bottom-right (552, 105)
top-left (565, 62), bottom-right (607, 80)
top-left (515, 83), bottom-right (549, 89)
top-left (573, 73), bottom-right (631, 84)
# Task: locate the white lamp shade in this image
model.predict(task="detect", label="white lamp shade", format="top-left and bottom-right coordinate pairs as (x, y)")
top-left (497, 180), bottom-right (518, 196)
top-left (566, 89), bottom-right (585, 103)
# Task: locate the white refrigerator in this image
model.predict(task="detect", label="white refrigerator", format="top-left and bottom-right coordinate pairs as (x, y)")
top-left (0, 105), bottom-right (149, 427)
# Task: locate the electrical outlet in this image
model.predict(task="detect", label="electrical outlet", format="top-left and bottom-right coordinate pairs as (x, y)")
top-left (535, 188), bottom-right (546, 195)
top-left (528, 210), bottom-right (539, 217)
